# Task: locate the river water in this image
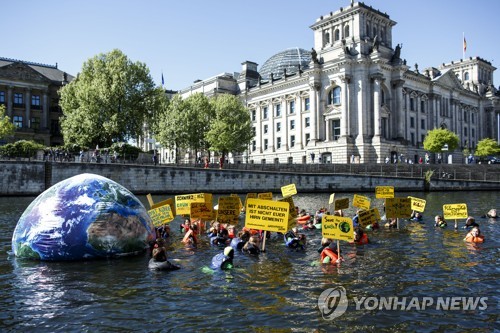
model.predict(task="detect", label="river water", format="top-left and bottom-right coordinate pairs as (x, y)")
top-left (0, 191), bottom-right (498, 332)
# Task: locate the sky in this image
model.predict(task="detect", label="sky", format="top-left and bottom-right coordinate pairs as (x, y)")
top-left (3, 0), bottom-right (500, 91)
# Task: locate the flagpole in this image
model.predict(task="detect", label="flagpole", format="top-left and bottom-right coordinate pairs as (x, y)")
top-left (462, 32), bottom-right (465, 60)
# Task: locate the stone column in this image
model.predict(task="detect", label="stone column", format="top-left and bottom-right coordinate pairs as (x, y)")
top-left (25, 88), bottom-right (31, 128)
top-left (7, 86), bottom-right (13, 118)
top-left (340, 75), bottom-right (351, 137)
top-left (309, 82), bottom-right (320, 143)
top-left (42, 91), bottom-right (49, 129)
top-left (371, 74), bottom-right (384, 137)
top-left (391, 79), bottom-right (405, 139)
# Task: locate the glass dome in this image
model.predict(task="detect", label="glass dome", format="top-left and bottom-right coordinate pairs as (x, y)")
top-left (259, 48), bottom-right (311, 80)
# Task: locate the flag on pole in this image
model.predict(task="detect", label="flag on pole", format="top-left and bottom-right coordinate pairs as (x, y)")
top-left (161, 72), bottom-right (164, 86)
top-left (463, 36), bottom-right (467, 53)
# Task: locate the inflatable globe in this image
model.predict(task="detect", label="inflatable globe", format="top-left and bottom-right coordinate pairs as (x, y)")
top-left (12, 173), bottom-right (155, 261)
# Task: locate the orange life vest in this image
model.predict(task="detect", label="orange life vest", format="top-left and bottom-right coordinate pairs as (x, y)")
top-left (320, 247), bottom-right (339, 263)
top-left (464, 234), bottom-right (484, 243)
top-left (350, 233), bottom-right (369, 245)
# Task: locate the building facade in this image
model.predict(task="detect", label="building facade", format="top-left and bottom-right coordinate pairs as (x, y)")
top-left (173, 2), bottom-right (500, 164)
top-left (0, 57), bottom-right (73, 146)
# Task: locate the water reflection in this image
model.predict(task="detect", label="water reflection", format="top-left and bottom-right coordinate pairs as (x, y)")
top-left (0, 192), bottom-right (498, 331)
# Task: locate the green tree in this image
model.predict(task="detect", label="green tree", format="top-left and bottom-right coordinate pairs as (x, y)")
top-left (183, 93), bottom-right (214, 157)
top-left (206, 94), bottom-right (254, 162)
top-left (59, 49), bottom-right (165, 148)
top-left (423, 128), bottom-right (459, 153)
top-left (156, 95), bottom-right (188, 163)
top-left (0, 104), bottom-right (15, 141)
top-left (475, 138), bottom-right (500, 157)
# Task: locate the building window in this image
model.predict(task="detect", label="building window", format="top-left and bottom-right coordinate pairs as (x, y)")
top-left (471, 128), bottom-right (475, 138)
top-left (410, 117), bottom-right (415, 128)
top-left (344, 25), bottom-right (350, 38)
top-left (305, 133), bottom-right (310, 145)
top-left (289, 100), bottom-right (295, 114)
top-left (421, 135), bottom-right (425, 144)
top-left (14, 93), bottom-right (23, 106)
top-left (464, 127), bottom-right (468, 136)
top-left (381, 90), bottom-right (385, 105)
top-left (263, 107), bottom-right (268, 119)
top-left (51, 119), bottom-right (60, 134)
top-left (252, 140), bottom-right (256, 151)
top-left (290, 135), bottom-right (295, 147)
top-left (264, 139), bottom-right (268, 150)
top-left (421, 100), bottom-right (425, 113)
top-left (251, 110), bottom-right (256, 121)
top-left (276, 122), bottom-right (281, 132)
top-left (31, 117), bottom-right (40, 130)
top-left (471, 113), bottom-right (475, 124)
top-left (421, 119), bottom-right (425, 130)
top-left (13, 115), bottom-right (23, 128)
top-left (464, 72), bottom-right (469, 80)
top-left (328, 87), bottom-right (341, 105)
top-left (463, 111), bottom-right (467, 121)
top-left (305, 117), bottom-right (310, 127)
top-left (304, 97), bottom-right (310, 111)
top-left (276, 137), bottom-right (281, 149)
top-left (410, 97), bottom-right (415, 111)
top-left (290, 119), bottom-right (295, 130)
top-left (31, 95), bottom-right (41, 109)
top-left (274, 104), bottom-right (281, 117)
top-left (252, 126), bottom-right (256, 136)
top-left (334, 29), bottom-right (340, 41)
top-left (0, 91), bottom-right (5, 104)
top-left (263, 124), bottom-right (268, 134)
top-left (332, 119), bottom-right (340, 140)
top-left (410, 133), bottom-right (415, 145)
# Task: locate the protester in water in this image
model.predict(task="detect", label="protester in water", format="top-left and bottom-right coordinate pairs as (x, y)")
top-left (242, 235), bottom-right (261, 255)
top-left (350, 227), bottom-right (369, 245)
top-left (482, 209), bottom-right (497, 218)
top-left (384, 218), bottom-right (398, 228)
top-left (230, 230), bottom-right (250, 251)
top-left (211, 228), bottom-right (230, 247)
top-left (410, 211), bottom-right (423, 222)
top-left (284, 227), bottom-right (306, 250)
top-left (463, 216), bottom-right (480, 229)
top-left (320, 242), bottom-right (343, 264)
top-left (434, 215), bottom-right (447, 228)
top-left (317, 237), bottom-right (333, 253)
top-left (211, 246), bottom-right (234, 270)
top-left (464, 226), bottom-right (485, 243)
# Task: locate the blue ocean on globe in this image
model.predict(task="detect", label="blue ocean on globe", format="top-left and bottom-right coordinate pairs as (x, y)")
top-left (11, 173), bottom-right (155, 261)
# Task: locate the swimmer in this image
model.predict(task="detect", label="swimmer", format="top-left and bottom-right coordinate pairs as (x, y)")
top-left (350, 227), bottom-right (369, 245)
top-left (320, 242), bottom-right (343, 264)
top-left (464, 226), bottom-right (485, 243)
top-left (434, 215), bottom-right (447, 228)
top-left (211, 246), bottom-right (234, 270)
top-left (463, 216), bottom-right (479, 229)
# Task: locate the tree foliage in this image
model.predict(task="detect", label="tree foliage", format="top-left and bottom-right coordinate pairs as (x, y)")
top-left (423, 128), bottom-right (459, 153)
top-left (0, 140), bottom-right (44, 158)
top-left (475, 138), bottom-right (500, 157)
top-left (0, 104), bottom-right (16, 140)
top-left (206, 94), bottom-right (254, 157)
top-left (59, 49), bottom-right (166, 148)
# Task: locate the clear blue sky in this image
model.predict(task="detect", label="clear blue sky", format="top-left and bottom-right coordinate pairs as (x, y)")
top-left (3, 0), bottom-right (499, 91)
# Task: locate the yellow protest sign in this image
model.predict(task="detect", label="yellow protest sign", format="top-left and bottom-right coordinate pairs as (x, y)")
top-left (443, 203), bottom-right (468, 219)
top-left (281, 183), bottom-right (297, 198)
top-left (329, 193), bottom-right (335, 204)
top-left (358, 208), bottom-right (381, 227)
top-left (375, 186), bottom-right (394, 198)
top-left (190, 202), bottom-right (214, 220)
top-left (148, 204), bottom-right (174, 227)
top-left (175, 193), bottom-right (210, 216)
top-left (353, 194), bottom-right (371, 210)
top-left (217, 196), bottom-right (241, 225)
top-left (258, 192), bottom-right (273, 200)
top-left (334, 198), bottom-right (349, 211)
top-left (279, 196), bottom-right (297, 220)
top-left (385, 197), bottom-right (412, 218)
top-left (230, 194), bottom-right (243, 211)
top-left (322, 215), bottom-right (354, 241)
top-left (408, 196), bottom-right (426, 212)
top-left (245, 198), bottom-right (290, 232)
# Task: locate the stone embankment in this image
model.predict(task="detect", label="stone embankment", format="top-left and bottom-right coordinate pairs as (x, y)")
top-left (0, 161), bottom-right (499, 196)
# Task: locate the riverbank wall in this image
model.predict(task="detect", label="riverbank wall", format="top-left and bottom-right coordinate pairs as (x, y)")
top-left (1, 161), bottom-right (499, 196)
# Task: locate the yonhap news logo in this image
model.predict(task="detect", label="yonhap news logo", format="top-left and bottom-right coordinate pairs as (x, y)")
top-left (318, 286), bottom-right (488, 320)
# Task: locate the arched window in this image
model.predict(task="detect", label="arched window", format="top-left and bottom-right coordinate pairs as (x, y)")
top-left (373, 27), bottom-right (377, 37)
top-left (328, 87), bottom-right (341, 105)
top-left (324, 31), bottom-right (330, 46)
top-left (344, 25), bottom-right (350, 38)
top-left (366, 23), bottom-right (370, 37)
top-left (334, 29), bottom-right (340, 41)
top-left (464, 72), bottom-right (469, 80)
top-left (381, 90), bottom-right (385, 105)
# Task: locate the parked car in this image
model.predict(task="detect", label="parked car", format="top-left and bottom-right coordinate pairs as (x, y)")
top-left (476, 156), bottom-right (500, 164)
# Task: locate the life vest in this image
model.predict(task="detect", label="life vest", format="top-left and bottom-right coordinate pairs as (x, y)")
top-left (297, 215), bottom-right (311, 225)
top-left (350, 233), bottom-right (369, 245)
top-left (464, 234), bottom-right (485, 243)
top-left (320, 247), bottom-right (339, 263)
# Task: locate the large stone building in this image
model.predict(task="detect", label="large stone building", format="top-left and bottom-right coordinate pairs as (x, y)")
top-left (173, 2), bottom-right (500, 164)
top-left (0, 57), bottom-right (73, 146)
